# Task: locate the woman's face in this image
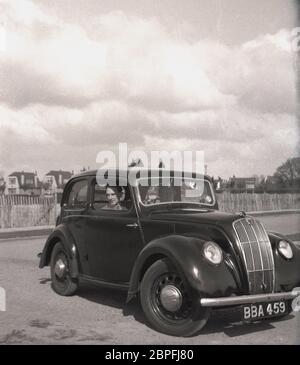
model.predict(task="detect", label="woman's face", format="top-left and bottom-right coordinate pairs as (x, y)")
top-left (106, 187), bottom-right (119, 206)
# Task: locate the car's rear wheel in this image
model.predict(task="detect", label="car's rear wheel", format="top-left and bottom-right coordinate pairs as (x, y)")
top-left (50, 242), bottom-right (78, 296)
top-left (140, 258), bottom-right (210, 336)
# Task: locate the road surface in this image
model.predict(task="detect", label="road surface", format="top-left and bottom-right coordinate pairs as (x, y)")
top-left (0, 214), bottom-right (299, 345)
top-left (257, 213), bottom-right (300, 236)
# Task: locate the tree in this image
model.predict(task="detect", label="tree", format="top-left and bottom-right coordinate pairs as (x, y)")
top-left (274, 157), bottom-right (300, 187)
top-left (0, 173), bottom-right (5, 194)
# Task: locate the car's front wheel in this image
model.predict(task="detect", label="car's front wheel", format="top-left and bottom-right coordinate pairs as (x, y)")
top-left (50, 242), bottom-right (78, 296)
top-left (140, 258), bottom-right (210, 336)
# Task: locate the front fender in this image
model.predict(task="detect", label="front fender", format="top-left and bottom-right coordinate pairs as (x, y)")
top-left (127, 235), bottom-right (239, 302)
top-left (268, 232), bottom-right (300, 291)
top-left (38, 225), bottom-right (79, 278)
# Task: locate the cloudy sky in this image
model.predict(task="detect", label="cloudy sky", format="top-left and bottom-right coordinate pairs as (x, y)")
top-left (0, 0), bottom-right (298, 179)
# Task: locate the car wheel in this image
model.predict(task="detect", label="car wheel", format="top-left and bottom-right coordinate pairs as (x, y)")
top-left (50, 242), bottom-right (78, 296)
top-left (140, 258), bottom-right (210, 336)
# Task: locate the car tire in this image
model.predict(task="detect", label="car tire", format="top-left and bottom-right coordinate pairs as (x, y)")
top-left (140, 258), bottom-right (210, 337)
top-left (50, 241), bottom-right (78, 296)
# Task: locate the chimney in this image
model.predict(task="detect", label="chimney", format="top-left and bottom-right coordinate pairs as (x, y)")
top-left (21, 174), bottom-right (25, 185)
top-left (59, 174), bottom-right (62, 186)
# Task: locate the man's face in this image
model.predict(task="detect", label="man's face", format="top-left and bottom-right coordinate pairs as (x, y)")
top-left (106, 187), bottom-right (119, 206)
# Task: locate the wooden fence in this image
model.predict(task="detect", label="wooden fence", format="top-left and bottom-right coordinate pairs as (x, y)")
top-left (216, 192), bottom-right (300, 213)
top-left (0, 193), bottom-right (299, 229)
top-left (0, 195), bottom-right (59, 229)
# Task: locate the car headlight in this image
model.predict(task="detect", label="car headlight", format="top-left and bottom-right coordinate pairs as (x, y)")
top-left (278, 240), bottom-right (293, 260)
top-left (203, 241), bottom-right (223, 265)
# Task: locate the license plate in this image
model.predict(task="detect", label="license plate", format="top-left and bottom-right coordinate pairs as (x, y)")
top-left (243, 301), bottom-right (287, 320)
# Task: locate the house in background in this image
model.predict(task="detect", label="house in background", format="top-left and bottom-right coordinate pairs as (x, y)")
top-left (264, 176), bottom-right (283, 192)
top-left (228, 176), bottom-right (257, 192)
top-left (44, 170), bottom-right (73, 194)
top-left (7, 171), bottom-right (42, 195)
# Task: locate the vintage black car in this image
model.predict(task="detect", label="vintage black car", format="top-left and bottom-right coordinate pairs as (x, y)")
top-left (39, 169), bottom-right (300, 336)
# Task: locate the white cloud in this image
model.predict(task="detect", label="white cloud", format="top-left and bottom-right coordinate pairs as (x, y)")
top-left (243, 29), bottom-right (294, 52)
top-left (0, 0), bottom-right (298, 178)
top-left (1, 0), bottom-right (53, 26)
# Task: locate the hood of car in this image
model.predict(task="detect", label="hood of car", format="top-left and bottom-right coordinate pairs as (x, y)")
top-left (149, 208), bottom-right (243, 228)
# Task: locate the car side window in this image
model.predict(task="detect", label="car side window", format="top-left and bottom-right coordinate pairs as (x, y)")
top-left (67, 180), bottom-right (88, 209)
top-left (92, 181), bottom-right (133, 211)
top-left (92, 184), bottom-right (107, 209)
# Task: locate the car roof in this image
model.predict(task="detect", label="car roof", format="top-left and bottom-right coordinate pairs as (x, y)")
top-left (69, 169), bottom-right (213, 183)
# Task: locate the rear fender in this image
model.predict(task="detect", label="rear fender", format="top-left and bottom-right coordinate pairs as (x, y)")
top-left (39, 225), bottom-right (79, 278)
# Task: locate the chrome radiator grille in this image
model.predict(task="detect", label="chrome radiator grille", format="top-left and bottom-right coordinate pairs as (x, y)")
top-left (233, 218), bottom-right (275, 294)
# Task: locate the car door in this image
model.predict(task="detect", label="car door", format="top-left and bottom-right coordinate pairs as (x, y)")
top-left (60, 177), bottom-right (91, 275)
top-left (84, 180), bottom-right (143, 283)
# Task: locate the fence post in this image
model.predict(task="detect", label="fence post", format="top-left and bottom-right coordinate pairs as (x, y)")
top-left (0, 195), bottom-right (3, 228)
top-left (54, 190), bottom-right (57, 223)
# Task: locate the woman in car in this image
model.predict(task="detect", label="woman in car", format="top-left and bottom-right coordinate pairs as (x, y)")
top-left (103, 186), bottom-right (127, 210)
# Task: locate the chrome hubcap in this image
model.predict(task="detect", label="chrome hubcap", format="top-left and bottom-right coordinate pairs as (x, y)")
top-left (160, 285), bottom-right (182, 312)
top-left (54, 258), bottom-right (66, 278)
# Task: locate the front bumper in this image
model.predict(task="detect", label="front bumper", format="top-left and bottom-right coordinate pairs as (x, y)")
top-left (200, 289), bottom-right (300, 307)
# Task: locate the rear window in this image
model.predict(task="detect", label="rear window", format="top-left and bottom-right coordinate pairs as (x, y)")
top-left (67, 180), bottom-right (88, 208)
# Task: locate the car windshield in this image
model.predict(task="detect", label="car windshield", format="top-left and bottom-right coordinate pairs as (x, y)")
top-left (137, 176), bottom-right (215, 208)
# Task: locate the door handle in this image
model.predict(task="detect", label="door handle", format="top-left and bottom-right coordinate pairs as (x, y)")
top-left (126, 223), bottom-right (139, 229)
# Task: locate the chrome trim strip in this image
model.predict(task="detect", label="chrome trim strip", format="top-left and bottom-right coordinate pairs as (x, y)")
top-left (251, 219), bottom-right (265, 288)
top-left (247, 269), bottom-right (273, 273)
top-left (254, 219), bottom-right (275, 292)
top-left (233, 217), bottom-right (275, 293)
top-left (240, 220), bottom-right (256, 291)
top-left (200, 291), bottom-right (300, 307)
